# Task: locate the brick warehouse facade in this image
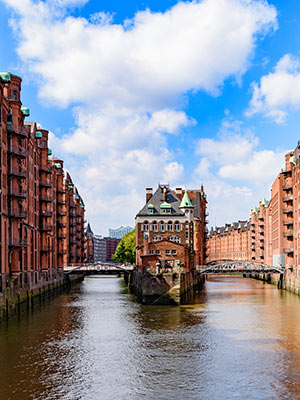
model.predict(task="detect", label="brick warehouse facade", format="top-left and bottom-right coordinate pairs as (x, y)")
top-left (0, 72), bottom-right (86, 303)
top-left (206, 141), bottom-right (300, 293)
top-left (135, 185), bottom-right (207, 272)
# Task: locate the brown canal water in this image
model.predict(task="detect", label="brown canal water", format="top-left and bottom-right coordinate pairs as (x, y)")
top-left (1, 276), bottom-right (300, 400)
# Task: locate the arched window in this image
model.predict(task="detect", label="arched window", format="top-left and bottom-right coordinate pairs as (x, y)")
top-left (174, 221), bottom-right (180, 232)
top-left (143, 221), bottom-right (149, 232)
top-left (153, 235), bottom-right (162, 242)
top-left (168, 235), bottom-right (180, 243)
top-left (167, 221), bottom-right (173, 232)
top-left (159, 221), bottom-right (165, 232)
top-left (152, 221), bottom-right (158, 232)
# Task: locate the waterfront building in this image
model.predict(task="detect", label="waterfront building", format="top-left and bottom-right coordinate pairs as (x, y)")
top-left (0, 72), bottom-right (86, 306)
top-left (108, 226), bottom-right (133, 239)
top-left (135, 185), bottom-right (207, 272)
top-left (207, 141), bottom-right (300, 283)
top-left (84, 223), bottom-right (94, 263)
top-left (93, 235), bottom-right (120, 262)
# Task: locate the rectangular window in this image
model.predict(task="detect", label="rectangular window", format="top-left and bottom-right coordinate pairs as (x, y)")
top-left (171, 250), bottom-right (177, 255)
top-left (155, 250), bottom-right (160, 255)
top-left (149, 250), bottom-right (154, 255)
top-left (165, 250), bottom-right (170, 255)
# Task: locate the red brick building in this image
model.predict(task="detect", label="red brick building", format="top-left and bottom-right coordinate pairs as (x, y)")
top-left (135, 185), bottom-right (207, 272)
top-left (207, 141), bottom-right (300, 282)
top-left (0, 72), bottom-right (86, 299)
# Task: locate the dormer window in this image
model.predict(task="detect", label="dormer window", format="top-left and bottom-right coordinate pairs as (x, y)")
top-left (160, 201), bottom-right (172, 214)
top-left (12, 89), bottom-right (18, 100)
top-left (147, 203), bottom-right (155, 214)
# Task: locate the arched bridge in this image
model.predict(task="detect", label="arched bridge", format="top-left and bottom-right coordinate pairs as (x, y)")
top-left (64, 262), bottom-right (134, 275)
top-left (198, 260), bottom-right (284, 274)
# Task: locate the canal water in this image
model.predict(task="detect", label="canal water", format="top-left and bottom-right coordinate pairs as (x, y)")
top-left (1, 276), bottom-right (300, 400)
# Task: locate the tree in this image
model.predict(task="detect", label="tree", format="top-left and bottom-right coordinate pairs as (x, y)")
top-left (112, 229), bottom-right (136, 264)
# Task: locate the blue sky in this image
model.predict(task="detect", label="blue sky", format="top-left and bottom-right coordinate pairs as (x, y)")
top-left (1, 0), bottom-right (300, 234)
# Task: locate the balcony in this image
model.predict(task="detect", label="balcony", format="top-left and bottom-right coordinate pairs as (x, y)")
top-left (40, 194), bottom-right (52, 202)
top-left (283, 179), bottom-right (293, 190)
top-left (40, 210), bottom-right (52, 217)
top-left (283, 206), bottom-right (293, 214)
top-left (259, 243), bottom-right (264, 249)
top-left (41, 246), bottom-right (52, 252)
top-left (39, 178), bottom-right (52, 188)
top-left (58, 249), bottom-right (67, 255)
top-left (283, 247), bottom-right (294, 254)
top-left (251, 246), bottom-right (255, 251)
top-left (250, 228), bottom-right (255, 232)
top-left (7, 123), bottom-right (27, 138)
top-left (39, 165), bottom-right (52, 174)
top-left (283, 219), bottom-right (293, 226)
top-left (259, 230), bottom-right (264, 235)
top-left (8, 167), bottom-right (27, 178)
top-left (9, 239), bottom-right (27, 248)
top-left (9, 208), bottom-right (27, 219)
top-left (283, 231), bottom-right (294, 238)
top-left (8, 145), bottom-right (27, 158)
top-left (259, 216), bottom-right (264, 221)
top-left (283, 195), bottom-right (293, 202)
top-left (9, 188), bottom-right (27, 198)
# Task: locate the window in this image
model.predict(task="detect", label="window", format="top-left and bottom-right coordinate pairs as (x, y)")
top-left (174, 221), bottom-right (180, 232)
top-left (12, 89), bottom-right (17, 100)
top-left (148, 208), bottom-right (154, 214)
top-left (143, 221), bottom-right (149, 232)
top-left (159, 221), bottom-right (165, 232)
top-left (165, 250), bottom-right (171, 255)
top-left (153, 235), bottom-right (162, 242)
top-left (155, 250), bottom-right (160, 255)
top-left (152, 221), bottom-right (158, 232)
top-left (168, 235), bottom-right (180, 243)
top-left (167, 221), bottom-right (173, 232)
top-left (171, 250), bottom-right (177, 255)
top-left (149, 249), bottom-right (154, 255)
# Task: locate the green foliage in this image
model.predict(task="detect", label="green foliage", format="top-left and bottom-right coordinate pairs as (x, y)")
top-left (112, 229), bottom-right (136, 264)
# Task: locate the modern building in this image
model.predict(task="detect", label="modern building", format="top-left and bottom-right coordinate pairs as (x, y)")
top-left (93, 235), bottom-right (120, 262)
top-left (109, 226), bottom-right (133, 239)
top-left (0, 71), bottom-right (86, 302)
top-left (135, 184), bottom-right (207, 272)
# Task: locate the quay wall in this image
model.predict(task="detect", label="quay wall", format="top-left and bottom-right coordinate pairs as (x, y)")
top-left (0, 270), bottom-right (84, 323)
top-left (131, 270), bottom-right (205, 306)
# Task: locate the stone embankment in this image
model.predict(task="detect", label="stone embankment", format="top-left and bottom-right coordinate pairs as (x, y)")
top-left (0, 273), bottom-right (84, 323)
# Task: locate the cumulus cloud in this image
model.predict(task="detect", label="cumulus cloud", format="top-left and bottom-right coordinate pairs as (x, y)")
top-left (247, 54), bottom-right (300, 123)
top-left (194, 117), bottom-right (286, 226)
top-left (2, 0), bottom-right (278, 233)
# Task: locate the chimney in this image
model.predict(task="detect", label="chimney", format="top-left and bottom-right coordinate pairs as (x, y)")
top-left (176, 187), bottom-right (182, 200)
top-left (163, 186), bottom-right (167, 201)
top-left (146, 188), bottom-right (153, 202)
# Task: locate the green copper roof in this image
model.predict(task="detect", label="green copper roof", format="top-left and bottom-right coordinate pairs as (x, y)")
top-left (75, 195), bottom-right (79, 200)
top-left (179, 191), bottom-right (193, 208)
top-left (48, 149), bottom-right (52, 156)
top-left (290, 155), bottom-right (296, 166)
top-left (54, 163), bottom-right (61, 168)
top-left (160, 201), bottom-right (172, 209)
top-left (21, 107), bottom-right (30, 117)
top-left (35, 131), bottom-right (43, 139)
top-left (68, 185), bottom-right (73, 190)
top-left (147, 203), bottom-right (155, 208)
top-left (0, 72), bottom-right (11, 83)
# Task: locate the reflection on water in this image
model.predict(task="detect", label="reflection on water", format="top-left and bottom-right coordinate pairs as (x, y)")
top-left (1, 276), bottom-right (300, 399)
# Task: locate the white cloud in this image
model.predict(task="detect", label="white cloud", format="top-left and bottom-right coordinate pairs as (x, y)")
top-left (194, 117), bottom-right (286, 227)
top-left (247, 54), bottom-right (300, 123)
top-left (2, 0), bottom-right (278, 233)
